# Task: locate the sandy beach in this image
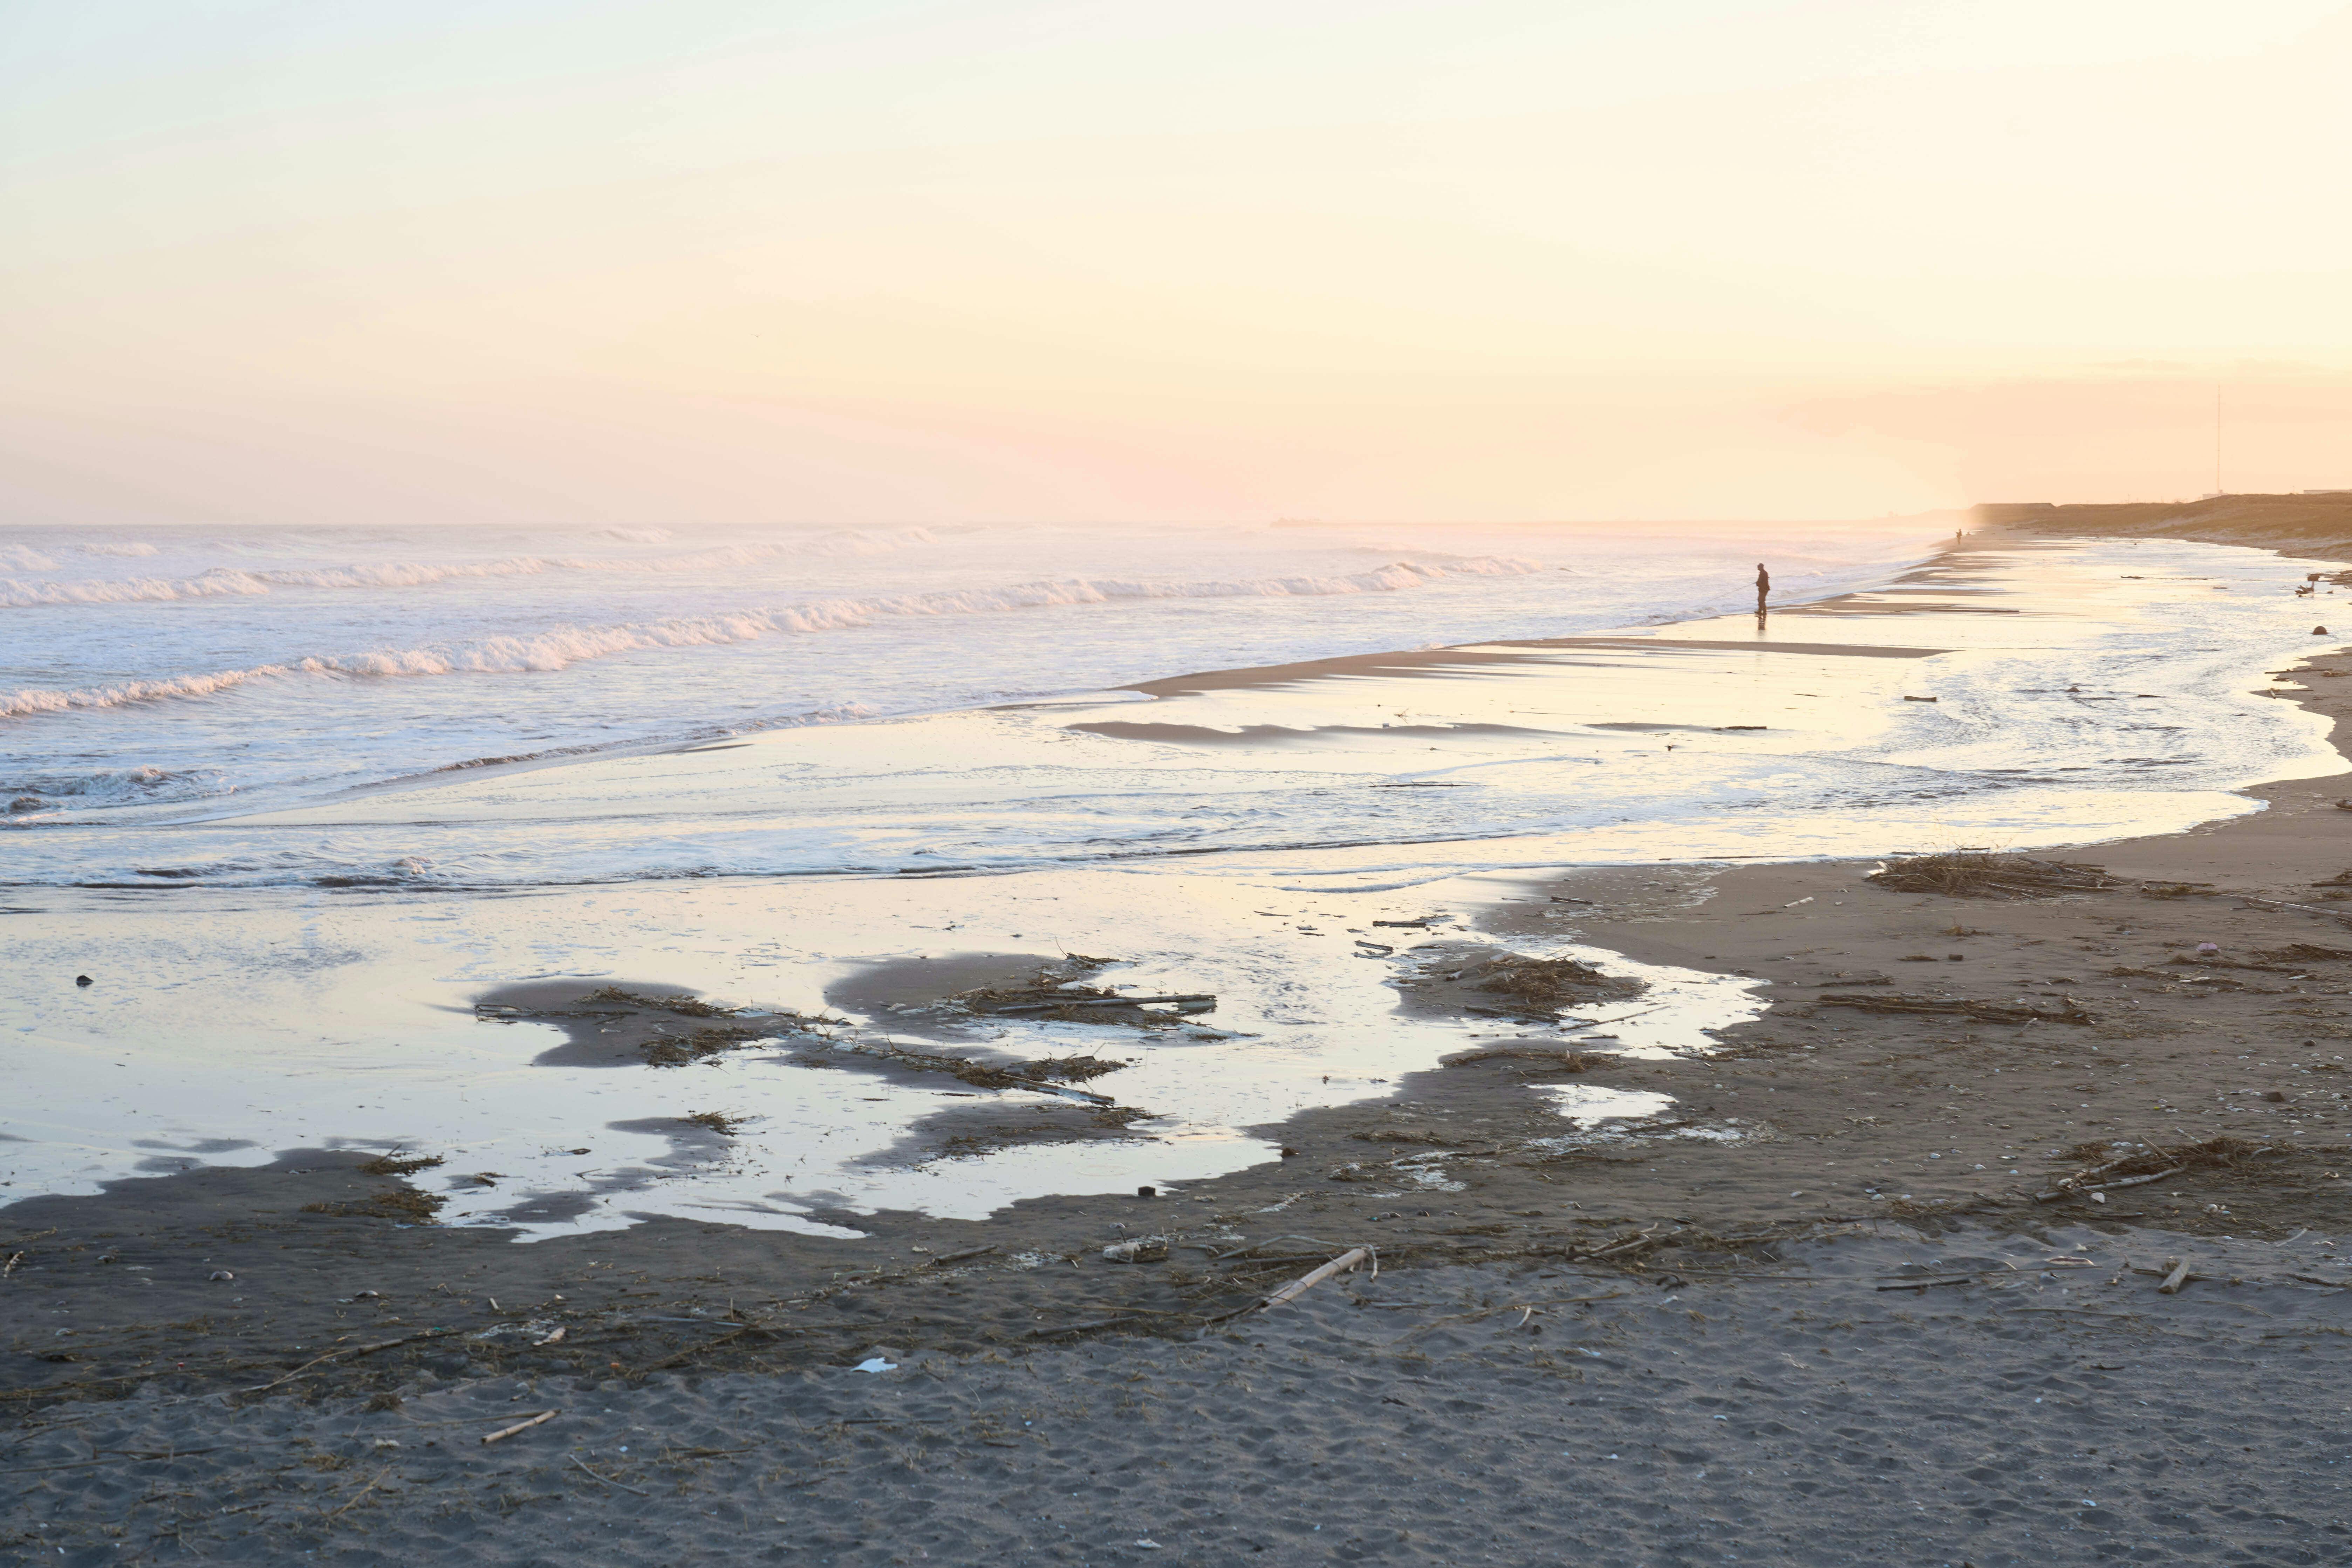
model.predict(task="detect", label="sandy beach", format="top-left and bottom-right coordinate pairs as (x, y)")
top-left (12, 514), bottom-right (2352, 1564)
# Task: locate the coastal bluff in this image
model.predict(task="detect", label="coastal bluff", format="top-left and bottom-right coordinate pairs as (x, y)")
top-left (1977, 489), bottom-right (2352, 555)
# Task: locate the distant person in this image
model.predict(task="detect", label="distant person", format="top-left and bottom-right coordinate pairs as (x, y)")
top-left (1754, 562), bottom-right (1770, 616)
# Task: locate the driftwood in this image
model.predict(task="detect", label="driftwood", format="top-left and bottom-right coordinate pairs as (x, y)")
top-left (2034, 1168), bottom-right (2180, 1203)
top-left (570, 1454), bottom-right (649, 1496)
top-left (242, 1327), bottom-right (463, 1393)
top-left (1207, 1247), bottom-right (1372, 1323)
top-left (480, 1409), bottom-right (559, 1444)
top-left (2158, 1258), bottom-right (2194, 1295)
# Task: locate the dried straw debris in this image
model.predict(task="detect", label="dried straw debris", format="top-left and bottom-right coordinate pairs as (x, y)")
top-left (1866, 853), bottom-right (2124, 899)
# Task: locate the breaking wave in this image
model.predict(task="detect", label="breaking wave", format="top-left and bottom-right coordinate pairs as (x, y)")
top-left (2, 557), bottom-right (1540, 719)
top-left (77, 541), bottom-right (160, 557)
top-left (0, 528), bottom-right (943, 609)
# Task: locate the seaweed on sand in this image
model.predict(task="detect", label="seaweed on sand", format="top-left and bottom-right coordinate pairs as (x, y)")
top-left (642, 1025), bottom-right (768, 1068)
top-left (2056, 1134), bottom-right (2275, 1180)
top-left (302, 1189), bottom-right (448, 1224)
top-left (1452, 953), bottom-right (1643, 1012)
top-left (355, 1152), bottom-right (444, 1177)
top-left (579, 986), bottom-right (736, 1017)
top-left (952, 959), bottom-right (1209, 1026)
top-left (1443, 1047), bottom-right (1613, 1071)
top-left (1867, 852), bottom-right (2123, 899)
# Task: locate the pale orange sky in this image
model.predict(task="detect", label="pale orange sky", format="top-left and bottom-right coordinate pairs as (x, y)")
top-left (2, 1), bottom-right (2348, 527)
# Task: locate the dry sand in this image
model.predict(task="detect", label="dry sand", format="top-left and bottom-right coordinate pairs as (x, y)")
top-left (9, 1225), bottom-right (2349, 1566)
top-left (14, 516), bottom-right (2352, 1563)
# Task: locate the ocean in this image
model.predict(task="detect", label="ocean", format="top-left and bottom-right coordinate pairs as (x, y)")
top-left (5, 520), bottom-right (2347, 1235)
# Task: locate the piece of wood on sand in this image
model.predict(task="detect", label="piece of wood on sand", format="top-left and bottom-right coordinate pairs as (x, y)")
top-left (2158, 1257), bottom-right (2194, 1295)
top-left (481, 1409), bottom-right (559, 1444)
top-left (1210, 1247), bottom-right (1374, 1324)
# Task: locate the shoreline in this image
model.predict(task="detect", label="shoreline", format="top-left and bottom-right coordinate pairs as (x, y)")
top-left (13, 522), bottom-right (2352, 1559)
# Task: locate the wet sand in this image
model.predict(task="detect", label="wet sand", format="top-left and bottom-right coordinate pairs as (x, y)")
top-left (13, 530), bottom-right (2352, 1562)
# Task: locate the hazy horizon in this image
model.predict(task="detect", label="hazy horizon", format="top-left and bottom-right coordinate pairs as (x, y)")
top-left (6, 1), bottom-right (2350, 529)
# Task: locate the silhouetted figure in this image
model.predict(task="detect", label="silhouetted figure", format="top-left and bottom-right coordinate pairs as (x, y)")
top-left (1754, 562), bottom-right (1770, 616)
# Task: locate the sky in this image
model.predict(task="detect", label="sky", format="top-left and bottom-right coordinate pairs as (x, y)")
top-left (2, 0), bottom-right (2349, 527)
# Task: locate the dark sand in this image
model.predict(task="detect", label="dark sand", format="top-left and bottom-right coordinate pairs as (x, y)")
top-left (13, 516), bottom-right (2352, 1563)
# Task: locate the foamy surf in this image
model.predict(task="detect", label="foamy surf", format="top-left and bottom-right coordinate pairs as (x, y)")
top-left (0, 527), bottom-right (946, 609)
top-left (0, 559), bottom-right (1543, 719)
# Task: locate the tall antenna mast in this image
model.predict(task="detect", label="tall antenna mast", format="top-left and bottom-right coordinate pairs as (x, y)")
top-left (2214, 383), bottom-right (2223, 497)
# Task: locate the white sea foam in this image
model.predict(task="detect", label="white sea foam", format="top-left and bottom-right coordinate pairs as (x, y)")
top-left (76, 541), bottom-right (159, 557)
top-left (0, 559), bottom-right (1544, 718)
top-left (0, 528), bottom-right (945, 609)
top-left (0, 546), bottom-right (59, 571)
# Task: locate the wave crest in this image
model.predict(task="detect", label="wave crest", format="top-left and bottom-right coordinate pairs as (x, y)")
top-left (1, 556), bottom-right (1540, 719)
top-left (0, 528), bottom-right (943, 609)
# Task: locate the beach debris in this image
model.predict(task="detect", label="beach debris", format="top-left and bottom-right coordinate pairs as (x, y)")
top-left (1419, 951), bottom-right (1645, 1016)
top-left (74, 974), bottom-right (91, 987)
top-left (2197, 941), bottom-right (2220, 953)
top-left (683, 1110), bottom-right (744, 1135)
top-left (580, 985), bottom-right (737, 1016)
top-left (304, 1188), bottom-right (449, 1224)
top-left (242, 1326), bottom-right (464, 1394)
top-left (2316, 626), bottom-right (2330, 635)
top-left (1373, 918), bottom-right (1439, 927)
top-left (826, 1036), bottom-right (1123, 1103)
top-left (853, 1356), bottom-right (898, 1373)
top-left (1441, 1047), bottom-right (1611, 1072)
top-left (570, 1454), bottom-right (649, 1495)
top-left (945, 959), bottom-right (1214, 1023)
top-left (1866, 852), bottom-right (2122, 899)
top-left (642, 1023), bottom-right (770, 1067)
top-left (1206, 1246), bottom-right (1376, 1323)
top-left (1901, 694), bottom-right (1938, 702)
top-left (2158, 1257), bottom-right (2194, 1294)
top-left (1814, 992), bottom-right (2093, 1026)
top-left (208, 1269), bottom-right (235, 1282)
top-left (986, 992), bottom-right (1215, 1016)
top-left (2258, 942), bottom-right (2352, 963)
top-left (536, 1326), bottom-right (567, 1346)
top-left (356, 1151), bottom-right (443, 1176)
top-left (1102, 1237), bottom-right (1170, 1263)
top-left (1260, 1248), bottom-right (1372, 1310)
top-left (480, 1409), bottom-right (558, 1445)
top-left (1136, 1184), bottom-right (1157, 1198)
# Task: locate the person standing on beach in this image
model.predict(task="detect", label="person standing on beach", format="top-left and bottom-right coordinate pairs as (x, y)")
top-left (1754, 562), bottom-right (1770, 616)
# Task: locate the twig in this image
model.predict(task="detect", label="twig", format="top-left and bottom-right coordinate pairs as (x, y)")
top-left (320, 1466), bottom-right (392, 1522)
top-left (926, 1246), bottom-right (998, 1267)
top-left (480, 1410), bottom-right (558, 1445)
top-left (569, 1454), bottom-right (649, 1496)
top-left (1209, 1247), bottom-right (1374, 1323)
top-left (1385, 1293), bottom-right (1627, 1343)
top-left (2034, 1168), bottom-right (2180, 1203)
top-left (626, 1323), bottom-right (763, 1375)
top-left (2158, 1258), bottom-right (2194, 1294)
top-left (1875, 1277), bottom-right (1982, 1293)
top-left (242, 1327), bottom-right (462, 1393)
